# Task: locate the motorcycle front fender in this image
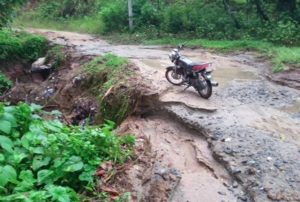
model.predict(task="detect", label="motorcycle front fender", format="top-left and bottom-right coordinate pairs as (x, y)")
top-left (167, 66), bottom-right (184, 74)
top-left (166, 66), bottom-right (175, 71)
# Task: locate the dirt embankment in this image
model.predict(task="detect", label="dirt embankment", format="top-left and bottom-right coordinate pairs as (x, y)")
top-left (4, 29), bottom-right (300, 202)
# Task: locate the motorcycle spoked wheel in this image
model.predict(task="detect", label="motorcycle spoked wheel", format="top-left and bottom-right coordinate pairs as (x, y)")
top-left (165, 68), bottom-right (185, 86)
top-left (196, 78), bottom-right (212, 99)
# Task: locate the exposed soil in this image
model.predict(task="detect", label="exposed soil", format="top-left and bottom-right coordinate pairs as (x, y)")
top-left (5, 28), bottom-right (300, 202)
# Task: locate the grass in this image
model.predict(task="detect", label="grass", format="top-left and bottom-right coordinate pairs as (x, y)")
top-left (14, 12), bottom-right (104, 35)
top-left (144, 37), bottom-right (300, 72)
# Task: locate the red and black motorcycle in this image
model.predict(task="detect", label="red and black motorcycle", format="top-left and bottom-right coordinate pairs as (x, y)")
top-left (165, 45), bottom-right (218, 99)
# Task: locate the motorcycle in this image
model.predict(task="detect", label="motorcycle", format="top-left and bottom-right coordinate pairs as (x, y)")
top-left (165, 45), bottom-right (218, 99)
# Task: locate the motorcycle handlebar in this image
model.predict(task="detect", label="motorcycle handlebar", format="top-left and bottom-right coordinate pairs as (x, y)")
top-left (177, 42), bottom-right (187, 50)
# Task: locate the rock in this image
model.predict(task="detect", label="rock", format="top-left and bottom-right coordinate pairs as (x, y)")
top-left (218, 191), bottom-right (227, 196)
top-left (233, 181), bottom-right (239, 188)
top-left (42, 88), bottom-right (55, 98)
top-left (31, 57), bottom-right (53, 73)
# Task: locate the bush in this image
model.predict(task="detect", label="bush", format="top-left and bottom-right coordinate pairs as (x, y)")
top-left (0, 72), bottom-right (13, 95)
top-left (267, 19), bottom-right (300, 45)
top-left (0, 29), bottom-right (47, 62)
top-left (37, 0), bottom-right (100, 20)
top-left (0, 103), bottom-right (135, 201)
top-left (99, 1), bottom-right (128, 33)
top-left (0, 0), bottom-right (26, 27)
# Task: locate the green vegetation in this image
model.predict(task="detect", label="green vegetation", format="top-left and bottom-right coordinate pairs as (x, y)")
top-left (13, 0), bottom-right (300, 72)
top-left (0, 73), bottom-right (13, 95)
top-left (0, 103), bottom-right (135, 201)
top-left (81, 54), bottom-right (134, 124)
top-left (15, 0), bottom-right (300, 45)
top-left (0, 29), bottom-right (47, 63)
top-left (0, 0), bottom-right (26, 27)
top-left (46, 45), bottom-right (66, 69)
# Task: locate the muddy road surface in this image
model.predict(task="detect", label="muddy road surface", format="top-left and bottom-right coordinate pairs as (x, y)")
top-left (28, 29), bottom-right (300, 202)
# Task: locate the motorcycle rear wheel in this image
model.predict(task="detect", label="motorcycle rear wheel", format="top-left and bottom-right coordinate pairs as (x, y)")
top-left (197, 80), bottom-right (212, 99)
top-left (165, 68), bottom-right (184, 86)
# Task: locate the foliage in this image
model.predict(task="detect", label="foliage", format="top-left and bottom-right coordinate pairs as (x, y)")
top-left (36, 0), bottom-right (100, 20)
top-left (0, 73), bottom-right (13, 95)
top-left (0, 103), bottom-right (135, 201)
top-left (46, 45), bottom-right (66, 69)
top-left (99, 1), bottom-right (128, 33)
top-left (16, 0), bottom-right (300, 45)
top-left (0, 29), bottom-right (47, 62)
top-left (0, 0), bottom-right (26, 27)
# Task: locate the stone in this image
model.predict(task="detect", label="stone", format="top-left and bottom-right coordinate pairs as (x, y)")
top-left (31, 57), bottom-right (53, 73)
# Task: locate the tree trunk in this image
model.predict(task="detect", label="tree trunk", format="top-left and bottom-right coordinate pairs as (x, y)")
top-left (252, 0), bottom-right (269, 21)
top-left (223, 0), bottom-right (241, 29)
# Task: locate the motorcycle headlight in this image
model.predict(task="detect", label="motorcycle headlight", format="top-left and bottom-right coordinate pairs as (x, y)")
top-left (169, 51), bottom-right (176, 61)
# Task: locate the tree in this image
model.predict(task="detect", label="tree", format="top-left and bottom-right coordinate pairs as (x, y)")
top-left (0, 0), bottom-right (26, 27)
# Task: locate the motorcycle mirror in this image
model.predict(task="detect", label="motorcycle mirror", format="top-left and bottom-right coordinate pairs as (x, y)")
top-left (178, 44), bottom-right (184, 50)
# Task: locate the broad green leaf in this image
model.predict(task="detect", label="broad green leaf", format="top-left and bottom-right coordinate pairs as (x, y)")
top-left (19, 170), bottom-right (35, 182)
top-left (30, 103), bottom-right (43, 112)
top-left (0, 120), bottom-right (12, 134)
top-left (2, 112), bottom-right (17, 127)
top-left (37, 170), bottom-right (54, 184)
top-left (32, 147), bottom-right (44, 154)
top-left (32, 156), bottom-right (51, 171)
top-left (63, 156), bottom-right (84, 172)
top-left (0, 165), bottom-right (17, 187)
top-left (0, 154), bottom-right (4, 162)
top-left (46, 185), bottom-right (75, 202)
top-left (44, 121), bottom-right (63, 133)
top-left (53, 158), bottom-right (66, 168)
top-left (79, 169), bottom-right (95, 183)
top-left (15, 170), bottom-right (36, 192)
top-left (0, 135), bottom-right (14, 153)
top-left (29, 190), bottom-right (50, 201)
top-left (21, 132), bottom-right (35, 149)
top-left (13, 152), bottom-right (27, 164)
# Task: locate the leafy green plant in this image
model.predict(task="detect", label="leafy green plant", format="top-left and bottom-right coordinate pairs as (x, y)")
top-left (0, 0), bottom-right (26, 27)
top-left (0, 72), bottom-right (13, 95)
top-left (0, 29), bottom-right (47, 62)
top-left (0, 103), bottom-right (135, 201)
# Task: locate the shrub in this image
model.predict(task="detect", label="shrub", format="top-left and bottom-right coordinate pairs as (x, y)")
top-left (0, 103), bottom-right (135, 201)
top-left (99, 1), bottom-right (128, 33)
top-left (0, 29), bottom-right (47, 63)
top-left (0, 72), bottom-right (13, 95)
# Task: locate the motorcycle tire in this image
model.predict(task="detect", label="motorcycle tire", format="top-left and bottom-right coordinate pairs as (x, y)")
top-left (197, 79), bottom-right (212, 99)
top-left (165, 68), bottom-right (185, 86)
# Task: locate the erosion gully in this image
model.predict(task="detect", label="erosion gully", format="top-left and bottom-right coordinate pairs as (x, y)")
top-left (27, 29), bottom-right (300, 202)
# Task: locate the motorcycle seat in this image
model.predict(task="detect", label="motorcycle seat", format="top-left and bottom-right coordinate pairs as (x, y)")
top-left (190, 62), bottom-right (211, 71)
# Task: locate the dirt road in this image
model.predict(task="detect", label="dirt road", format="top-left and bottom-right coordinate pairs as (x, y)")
top-left (28, 29), bottom-right (300, 202)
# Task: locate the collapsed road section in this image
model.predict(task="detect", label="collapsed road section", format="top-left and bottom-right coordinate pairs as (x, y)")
top-left (25, 29), bottom-right (300, 202)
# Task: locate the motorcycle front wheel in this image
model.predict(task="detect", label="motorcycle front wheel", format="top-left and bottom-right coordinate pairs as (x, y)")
top-left (197, 79), bottom-right (212, 99)
top-left (165, 68), bottom-right (184, 86)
